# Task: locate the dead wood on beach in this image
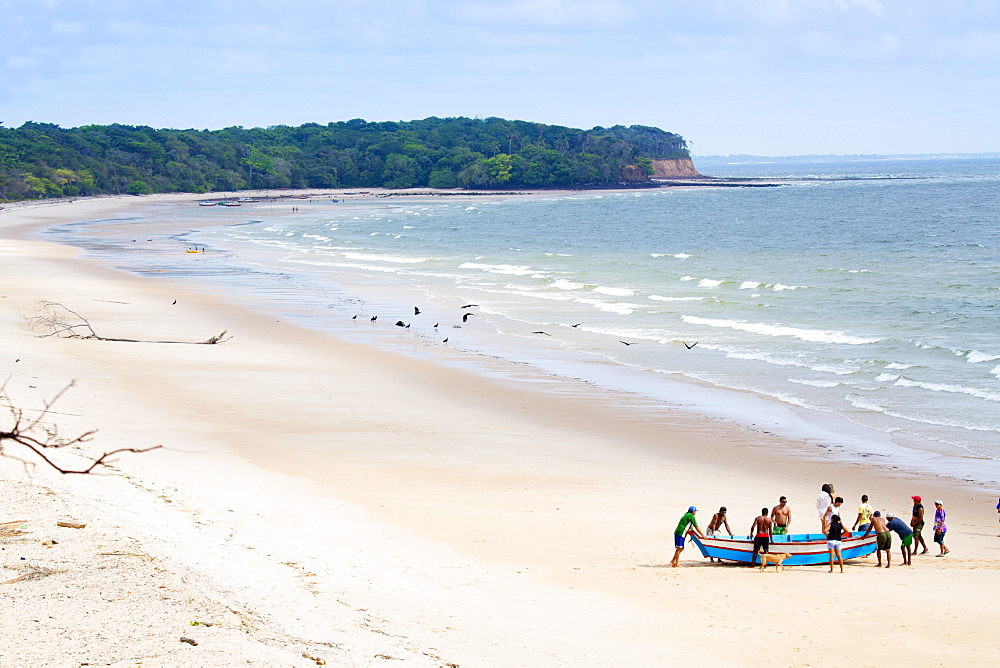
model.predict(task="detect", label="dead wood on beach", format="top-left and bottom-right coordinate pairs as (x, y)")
top-left (25, 300), bottom-right (230, 344)
top-left (1, 381), bottom-right (162, 474)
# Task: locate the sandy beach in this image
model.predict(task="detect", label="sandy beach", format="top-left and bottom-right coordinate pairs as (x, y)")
top-left (2, 191), bottom-right (999, 667)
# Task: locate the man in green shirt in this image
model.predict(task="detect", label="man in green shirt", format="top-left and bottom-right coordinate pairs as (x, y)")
top-left (671, 506), bottom-right (705, 567)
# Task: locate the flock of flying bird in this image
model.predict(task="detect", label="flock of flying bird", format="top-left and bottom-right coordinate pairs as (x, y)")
top-left (352, 305), bottom-right (699, 350)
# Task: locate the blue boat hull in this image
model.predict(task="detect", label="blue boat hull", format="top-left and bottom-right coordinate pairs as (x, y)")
top-left (691, 532), bottom-right (878, 566)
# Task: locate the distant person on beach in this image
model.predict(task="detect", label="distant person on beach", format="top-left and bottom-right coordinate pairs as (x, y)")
top-left (817, 484), bottom-right (834, 533)
top-left (996, 497), bottom-right (1000, 536)
top-left (865, 511), bottom-right (892, 568)
top-left (827, 513), bottom-right (850, 573)
top-left (853, 494), bottom-right (874, 532)
top-left (670, 506), bottom-right (705, 567)
top-left (750, 508), bottom-right (774, 565)
top-left (706, 507), bottom-right (732, 563)
top-left (911, 496), bottom-right (929, 554)
top-left (771, 496), bottom-right (792, 535)
top-left (885, 512), bottom-right (913, 565)
top-left (933, 500), bottom-right (950, 556)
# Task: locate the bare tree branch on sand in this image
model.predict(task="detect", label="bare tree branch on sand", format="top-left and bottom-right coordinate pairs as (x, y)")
top-left (1, 381), bottom-right (161, 474)
top-left (26, 300), bottom-right (230, 344)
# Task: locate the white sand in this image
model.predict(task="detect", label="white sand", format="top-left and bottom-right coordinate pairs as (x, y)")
top-left (2, 193), bottom-right (999, 666)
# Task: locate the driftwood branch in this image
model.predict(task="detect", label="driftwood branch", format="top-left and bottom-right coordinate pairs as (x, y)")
top-left (0, 381), bottom-right (162, 474)
top-left (26, 301), bottom-right (230, 344)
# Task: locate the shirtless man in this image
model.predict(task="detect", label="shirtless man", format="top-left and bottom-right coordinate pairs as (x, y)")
top-left (771, 496), bottom-right (792, 535)
top-left (706, 506), bottom-right (733, 562)
top-left (707, 507), bottom-right (732, 536)
top-left (864, 511), bottom-right (892, 567)
top-left (749, 508), bottom-right (774, 565)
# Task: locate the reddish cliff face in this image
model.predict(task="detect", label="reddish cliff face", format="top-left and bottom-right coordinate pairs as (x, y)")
top-left (650, 158), bottom-right (701, 178)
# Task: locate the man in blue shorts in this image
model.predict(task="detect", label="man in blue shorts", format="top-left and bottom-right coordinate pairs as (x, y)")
top-left (671, 506), bottom-right (705, 567)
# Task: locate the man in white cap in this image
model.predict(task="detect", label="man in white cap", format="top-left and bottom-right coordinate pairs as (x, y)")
top-left (885, 512), bottom-right (913, 565)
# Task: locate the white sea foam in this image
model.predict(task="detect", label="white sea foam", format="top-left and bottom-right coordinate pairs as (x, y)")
top-left (894, 378), bottom-right (1000, 402)
top-left (697, 279), bottom-right (724, 288)
top-left (885, 362), bottom-right (915, 370)
top-left (771, 283), bottom-right (805, 291)
top-left (575, 298), bottom-right (638, 315)
top-left (967, 351), bottom-right (1000, 364)
top-left (592, 286), bottom-right (635, 297)
top-left (788, 379), bottom-right (841, 388)
top-left (846, 396), bottom-right (886, 413)
top-left (682, 315), bottom-right (882, 345)
top-left (680, 276), bottom-right (697, 282)
top-left (649, 295), bottom-right (704, 302)
top-left (991, 365), bottom-right (1000, 379)
top-left (724, 350), bottom-right (858, 375)
top-left (551, 279), bottom-right (586, 290)
top-left (739, 281), bottom-right (762, 289)
top-left (460, 262), bottom-right (538, 276)
top-left (342, 252), bottom-right (430, 264)
top-left (875, 373), bottom-right (900, 382)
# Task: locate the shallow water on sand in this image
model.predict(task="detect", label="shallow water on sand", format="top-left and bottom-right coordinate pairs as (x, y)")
top-left (48, 156), bottom-right (1000, 485)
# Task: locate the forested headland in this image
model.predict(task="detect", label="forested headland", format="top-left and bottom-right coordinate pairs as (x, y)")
top-left (0, 117), bottom-right (692, 201)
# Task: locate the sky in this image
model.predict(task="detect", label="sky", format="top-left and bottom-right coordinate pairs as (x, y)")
top-left (2, 0), bottom-right (999, 156)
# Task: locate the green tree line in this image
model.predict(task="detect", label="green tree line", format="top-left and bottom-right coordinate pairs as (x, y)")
top-left (0, 116), bottom-right (690, 200)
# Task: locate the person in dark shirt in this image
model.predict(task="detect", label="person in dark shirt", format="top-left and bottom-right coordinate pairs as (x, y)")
top-left (910, 495), bottom-right (929, 554)
top-left (886, 512), bottom-right (913, 566)
top-left (827, 513), bottom-right (850, 573)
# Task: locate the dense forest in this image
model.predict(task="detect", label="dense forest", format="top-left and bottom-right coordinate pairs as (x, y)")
top-left (0, 117), bottom-right (690, 200)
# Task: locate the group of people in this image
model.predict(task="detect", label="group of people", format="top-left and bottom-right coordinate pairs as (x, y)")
top-left (670, 484), bottom-right (951, 571)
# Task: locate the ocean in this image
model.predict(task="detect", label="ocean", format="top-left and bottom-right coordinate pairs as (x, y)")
top-left (48, 156), bottom-right (1000, 486)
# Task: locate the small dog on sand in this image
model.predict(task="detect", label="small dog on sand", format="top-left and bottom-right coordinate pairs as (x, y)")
top-left (758, 553), bottom-right (792, 572)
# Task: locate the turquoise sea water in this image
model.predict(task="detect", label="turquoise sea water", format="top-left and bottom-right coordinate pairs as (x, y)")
top-left (49, 156), bottom-right (1000, 484)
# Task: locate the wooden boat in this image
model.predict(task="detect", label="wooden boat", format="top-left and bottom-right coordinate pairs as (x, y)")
top-left (691, 531), bottom-right (877, 565)
top-left (198, 201), bottom-right (218, 206)
top-left (221, 200), bottom-right (241, 207)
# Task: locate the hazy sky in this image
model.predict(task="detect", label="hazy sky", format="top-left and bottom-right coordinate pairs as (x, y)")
top-left (2, 0), bottom-right (998, 156)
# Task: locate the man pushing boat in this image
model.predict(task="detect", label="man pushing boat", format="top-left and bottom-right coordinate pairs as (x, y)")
top-left (670, 506), bottom-right (705, 567)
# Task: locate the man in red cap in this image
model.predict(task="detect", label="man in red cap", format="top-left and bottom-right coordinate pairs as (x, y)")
top-left (910, 495), bottom-right (929, 555)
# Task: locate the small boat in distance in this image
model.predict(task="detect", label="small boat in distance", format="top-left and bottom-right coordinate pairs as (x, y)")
top-left (198, 201), bottom-right (218, 206)
top-left (691, 531), bottom-right (877, 565)
top-left (221, 200), bottom-right (241, 207)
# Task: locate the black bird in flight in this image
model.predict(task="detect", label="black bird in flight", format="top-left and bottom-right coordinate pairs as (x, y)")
top-left (683, 341), bottom-right (699, 349)
top-left (461, 304), bottom-right (478, 309)
top-left (370, 315), bottom-right (377, 322)
top-left (171, 299), bottom-right (177, 305)
top-left (395, 320), bottom-right (406, 327)
top-left (442, 337), bottom-right (449, 343)
top-left (433, 323), bottom-right (439, 329)
top-left (571, 323), bottom-right (581, 328)
top-left (532, 331), bottom-right (551, 336)
top-left (414, 306), bottom-right (421, 315)
top-left (352, 315), bottom-right (357, 319)
top-left (620, 340), bottom-right (636, 346)
top-left (463, 312), bottom-right (475, 323)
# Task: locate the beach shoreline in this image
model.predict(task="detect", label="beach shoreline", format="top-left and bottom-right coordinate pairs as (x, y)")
top-left (2, 191), bottom-right (999, 665)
